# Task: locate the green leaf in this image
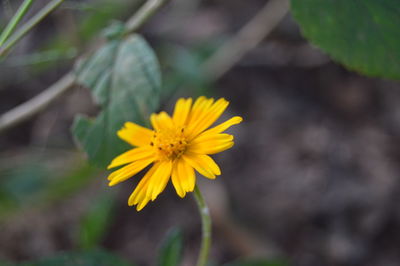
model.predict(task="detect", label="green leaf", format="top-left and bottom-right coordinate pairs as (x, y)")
top-left (72, 34), bottom-right (161, 167)
top-left (157, 228), bottom-right (183, 266)
top-left (18, 249), bottom-right (134, 266)
top-left (0, 259), bottom-right (14, 266)
top-left (223, 258), bottom-right (289, 266)
top-left (78, 192), bottom-right (115, 249)
top-left (290, 0), bottom-right (400, 79)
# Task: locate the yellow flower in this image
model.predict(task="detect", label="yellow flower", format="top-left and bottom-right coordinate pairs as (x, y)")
top-left (107, 96), bottom-right (242, 211)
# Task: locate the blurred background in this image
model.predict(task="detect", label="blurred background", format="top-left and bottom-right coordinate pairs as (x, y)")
top-left (1, 0), bottom-right (400, 266)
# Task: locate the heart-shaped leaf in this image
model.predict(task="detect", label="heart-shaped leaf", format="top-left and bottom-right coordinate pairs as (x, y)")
top-left (72, 34), bottom-right (161, 167)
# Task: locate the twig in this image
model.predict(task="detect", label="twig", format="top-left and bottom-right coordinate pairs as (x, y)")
top-left (201, 0), bottom-right (290, 81)
top-left (0, 73), bottom-right (75, 132)
top-left (125, 0), bottom-right (171, 33)
top-left (0, 0), bottom-right (170, 133)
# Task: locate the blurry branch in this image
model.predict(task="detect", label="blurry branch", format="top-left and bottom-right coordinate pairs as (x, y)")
top-left (0, 0), bottom-right (170, 133)
top-left (0, 0), bottom-right (66, 58)
top-left (126, 0), bottom-right (170, 33)
top-left (0, 73), bottom-right (75, 131)
top-left (0, 0), bottom-right (34, 46)
top-left (201, 0), bottom-right (290, 81)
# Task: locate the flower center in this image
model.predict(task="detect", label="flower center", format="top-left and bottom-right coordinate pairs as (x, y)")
top-left (151, 127), bottom-right (187, 161)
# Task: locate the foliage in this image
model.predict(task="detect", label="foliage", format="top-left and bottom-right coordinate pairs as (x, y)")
top-left (16, 249), bottom-right (133, 266)
top-left (291, 0), bottom-right (400, 79)
top-left (78, 192), bottom-right (116, 250)
top-left (73, 32), bottom-right (161, 168)
top-left (0, 157), bottom-right (98, 217)
top-left (157, 228), bottom-right (184, 266)
top-left (223, 258), bottom-right (289, 266)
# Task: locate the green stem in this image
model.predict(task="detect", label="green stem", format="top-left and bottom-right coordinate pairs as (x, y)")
top-left (0, 0), bottom-right (66, 57)
top-left (0, 0), bottom-right (34, 46)
top-left (193, 185), bottom-right (212, 266)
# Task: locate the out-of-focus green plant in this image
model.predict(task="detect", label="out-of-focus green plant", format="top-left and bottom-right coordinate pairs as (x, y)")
top-left (157, 228), bottom-right (183, 266)
top-left (0, 0), bottom-right (67, 58)
top-left (0, 0), bottom-right (34, 46)
top-left (222, 258), bottom-right (289, 266)
top-left (73, 30), bottom-right (161, 168)
top-left (77, 192), bottom-right (116, 250)
top-left (291, 0), bottom-right (400, 79)
top-left (0, 157), bottom-right (99, 218)
top-left (16, 249), bottom-right (134, 266)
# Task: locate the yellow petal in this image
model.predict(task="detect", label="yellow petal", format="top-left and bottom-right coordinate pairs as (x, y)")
top-left (107, 146), bottom-right (154, 169)
top-left (108, 158), bottom-right (154, 186)
top-left (192, 141), bottom-right (234, 155)
top-left (172, 98), bottom-right (193, 126)
top-left (136, 197), bottom-right (151, 211)
top-left (150, 111), bottom-right (174, 131)
top-left (117, 122), bottom-right (153, 147)
top-left (188, 134), bottom-right (234, 154)
top-left (182, 153), bottom-right (221, 179)
top-left (186, 98), bottom-right (229, 139)
top-left (200, 116), bottom-right (243, 136)
top-left (171, 161), bottom-right (186, 198)
top-left (187, 97), bottom-right (214, 127)
top-left (176, 158), bottom-right (195, 193)
top-left (146, 160), bottom-right (173, 201)
top-left (128, 163), bottom-right (159, 208)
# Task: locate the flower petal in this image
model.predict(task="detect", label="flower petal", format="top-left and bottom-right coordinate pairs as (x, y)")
top-left (180, 160), bottom-right (196, 192)
top-left (150, 111), bottom-right (174, 131)
top-left (186, 98), bottom-right (229, 139)
top-left (146, 160), bottom-right (173, 201)
top-left (117, 122), bottom-right (153, 147)
top-left (188, 134), bottom-right (234, 154)
top-left (182, 153), bottom-right (221, 179)
top-left (200, 116), bottom-right (243, 136)
top-left (172, 98), bottom-right (193, 126)
top-left (171, 162), bottom-right (185, 198)
top-left (128, 163), bottom-right (159, 210)
top-left (108, 158), bottom-right (154, 186)
top-left (107, 146), bottom-right (154, 169)
top-left (187, 97), bottom-right (214, 127)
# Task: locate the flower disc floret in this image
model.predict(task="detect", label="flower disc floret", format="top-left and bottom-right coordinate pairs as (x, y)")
top-left (151, 127), bottom-right (187, 161)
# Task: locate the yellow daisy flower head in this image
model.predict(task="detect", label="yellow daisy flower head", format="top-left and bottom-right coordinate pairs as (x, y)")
top-left (107, 96), bottom-right (243, 211)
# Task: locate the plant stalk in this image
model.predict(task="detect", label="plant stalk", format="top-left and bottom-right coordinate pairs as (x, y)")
top-left (125, 0), bottom-right (170, 34)
top-left (0, 0), bottom-right (66, 57)
top-left (193, 185), bottom-right (212, 266)
top-left (0, 0), bottom-right (35, 46)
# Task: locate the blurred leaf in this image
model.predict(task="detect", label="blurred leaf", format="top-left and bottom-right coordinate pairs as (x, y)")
top-left (0, 156), bottom-right (99, 218)
top-left (291, 0), bottom-right (400, 79)
top-left (78, 192), bottom-right (115, 249)
top-left (160, 42), bottom-right (219, 100)
top-left (0, 259), bottom-right (14, 266)
top-left (72, 34), bottom-right (161, 167)
top-left (0, 163), bottom-right (48, 203)
top-left (42, 162), bottom-right (99, 203)
top-left (77, 0), bottom-right (135, 42)
top-left (223, 258), bottom-right (289, 266)
top-left (4, 48), bottom-right (77, 67)
top-left (0, 163), bottom-right (49, 215)
top-left (157, 228), bottom-right (183, 266)
top-left (18, 249), bottom-right (134, 266)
